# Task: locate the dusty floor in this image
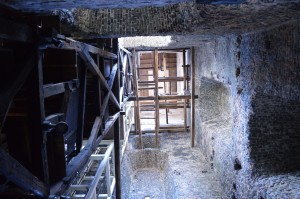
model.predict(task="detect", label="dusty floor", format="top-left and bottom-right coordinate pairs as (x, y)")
top-left (122, 133), bottom-right (227, 199)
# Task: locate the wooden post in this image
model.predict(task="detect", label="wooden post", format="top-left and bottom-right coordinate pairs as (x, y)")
top-left (76, 56), bottom-right (87, 153)
top-left (183, 49), bottom-right (187, 133)
top-left (163, 53), bottom-right (168, 124)
top-left (154, 49), bottom-right (159, 147)
top-left (191, 47), bottom-right (195, 147)
top-left (132, 49), bottom-right (142, 146)
top-left (114, 117), bottom-right (121, 199)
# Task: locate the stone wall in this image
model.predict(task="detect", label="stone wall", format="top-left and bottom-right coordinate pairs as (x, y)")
top-left (249, 95), bottom-right (300, 175)
top-left (240, 21), bottom-right (300, 176)
top-left (194, 20), bottom-right (300, 198)
top-left (194, 36), bottom-right (237, 198)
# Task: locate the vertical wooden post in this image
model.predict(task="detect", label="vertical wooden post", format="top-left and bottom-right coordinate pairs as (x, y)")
top-left (163, 52), bottom-right (168, 124)
top-left (114, 44), bottom-right (121, 199)
top-left (113, 117), bottom-right (121, 198)
top-left (154, 49), bottom-right (159, 147)
top-left (37, 49), bottom-right (51, 188)
top-left (191, 47), bottom-right (195, 147)
top-left (132, 49), bottom-right (142, 147)
top-left (76, 55), bottom-right (87, 153)
top-left (183, 49), bottom-right (187, 133)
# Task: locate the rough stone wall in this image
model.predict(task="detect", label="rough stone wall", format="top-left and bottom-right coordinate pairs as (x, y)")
top-left (249, 95), bottom-right (300, 175)
top-left (240, 21), bottom-right (300, 176)
top-left (194, 36), bottom-right (237, 198)
top-left (194, 20), bottom-right (300, 199)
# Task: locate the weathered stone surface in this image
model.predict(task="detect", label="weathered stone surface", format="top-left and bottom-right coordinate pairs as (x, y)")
top-left (0, 0), bottom-right (193, 11)
top-left (54, 1), bottom-right (300, 38)
top-left (192, 19), bottom-right (300, 199)
top-left (122, 133), bottom-right (227, 199)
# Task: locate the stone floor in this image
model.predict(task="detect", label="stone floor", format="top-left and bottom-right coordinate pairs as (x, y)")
top-left (123, 133), bottom-right (228, 199)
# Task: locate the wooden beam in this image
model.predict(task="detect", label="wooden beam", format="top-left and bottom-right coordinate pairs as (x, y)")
top-left (63, 38), bottom-right (117, 59)
top-left (66, 116), bottom-right (101, 180)
top-left (162, 52), bottom-right (168, 124)
top-left (0, 148), bottom-right (48, 198)
top-left (78, 50), bottom-right (119, 109)
top-left (119, 46), bottom-right (131, 56)
top-left (76, 64), bottom-right (87, 153)
top-left (191, 47), bottom-right (195, 147)
top-left (132, 49), bottom-right (142, 146)
top-left (154, 49), bottom-right (159, 148)
top-left (43, 80), bottom-right (79, 98)
top-left (0, 17), bottom-right (32, 43)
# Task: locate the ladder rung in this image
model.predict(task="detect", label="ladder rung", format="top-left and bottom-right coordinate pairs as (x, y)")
top-left (91, 154), bottom-right (105, 160)
top-left (138, 81), bottom-right (155, 84)
top-left (137, 67), bottom-right (154, 69)
top-left (70, 185), bottom-right (89, 191)
top-left (73, 194), bottom-right (86, 199)
top-left (138, 87), bottom-right (163, 90)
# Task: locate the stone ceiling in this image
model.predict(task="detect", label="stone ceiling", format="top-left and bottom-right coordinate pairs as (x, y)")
top-left (1, 0), bottom-right (194, 11)
top-left (1, 0), bottom-right (300, 40)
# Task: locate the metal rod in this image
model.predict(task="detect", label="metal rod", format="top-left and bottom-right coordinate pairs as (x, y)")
top-left (183, 49), bottom-right (187, 133)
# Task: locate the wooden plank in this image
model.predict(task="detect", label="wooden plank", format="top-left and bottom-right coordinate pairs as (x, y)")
top-left (154, 49), bottom-right (159, 147)
top-left (63, 38), bottom-right (117, 59)
top-left (0, 17), bottom-right (32, 43)
top-left (191, 47), bottom-right (195, 147)
top-left (0, 148), bottom-right (48, 198)
top-left (43, 83), bottom-right (65, 98)
top-left (43, 80), bottom-right (79, 98)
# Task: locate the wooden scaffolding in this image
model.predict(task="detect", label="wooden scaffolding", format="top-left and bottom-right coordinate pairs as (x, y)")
top-left (129, 48), bottom-right (197, 147)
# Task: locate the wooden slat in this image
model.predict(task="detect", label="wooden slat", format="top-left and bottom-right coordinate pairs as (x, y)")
top-left (154, 49), bottom-right (159, 147)
top-left (191, 47), bottom-right (195, 147)
top-left (0, 148), bottom-right (48, 198)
